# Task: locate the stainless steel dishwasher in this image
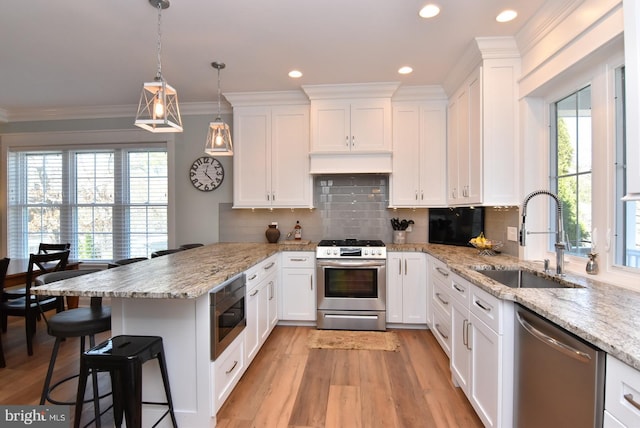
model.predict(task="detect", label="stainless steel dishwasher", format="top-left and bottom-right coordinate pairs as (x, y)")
top-left (514, 304), bottom-right (605, 427)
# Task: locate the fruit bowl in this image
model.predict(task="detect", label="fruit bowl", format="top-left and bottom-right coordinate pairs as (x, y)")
top-left (469, 239), bottom-right (503, 256)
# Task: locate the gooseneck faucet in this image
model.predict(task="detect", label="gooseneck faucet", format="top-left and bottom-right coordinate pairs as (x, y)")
top-left (519, 190), bottom-right (566, 276)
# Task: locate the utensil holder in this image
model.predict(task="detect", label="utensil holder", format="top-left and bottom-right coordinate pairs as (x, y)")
top-left (393, 231), bottom-right (406, 244)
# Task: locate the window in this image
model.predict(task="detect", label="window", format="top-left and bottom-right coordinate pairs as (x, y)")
top-left (7, 147), bottom-right (168, 261)
top-left (550, 86), bottom-right (592, 257)
top-left (615, 66), bottom-right (640, 269)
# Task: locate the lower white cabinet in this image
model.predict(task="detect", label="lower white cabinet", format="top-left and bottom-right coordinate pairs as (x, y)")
top-left (449, 272), bottom-right (514, 428)
top-left (280, 252), bottom-right (316, 321)
top-left (212, 331), bottom-right (245, 413)
top-left (605, 355), bottom-right (640, 427)
top-left (245, 255), bottom-right (279, 364)
top-left (386, 252), bottom-right (427, 324)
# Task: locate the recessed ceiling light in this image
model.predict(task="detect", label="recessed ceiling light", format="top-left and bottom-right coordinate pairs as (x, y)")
top-left (419, 4), bottom-right (440, 19)
top-left (398, 66), bottom-right (413, 75)
top-left (288, 70), bottom-right (303, 78)
top-left (496, 10), bottom-right (517, 23)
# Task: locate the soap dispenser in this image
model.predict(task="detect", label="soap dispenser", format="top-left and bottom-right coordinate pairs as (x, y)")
top-left (294, 220), bottom-right (302, 240)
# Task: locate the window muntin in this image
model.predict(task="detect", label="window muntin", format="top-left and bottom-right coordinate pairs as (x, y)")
top-left (7, 148), bottom-right (167, 261)
top-left (551, 86), bottom-right (592, 257)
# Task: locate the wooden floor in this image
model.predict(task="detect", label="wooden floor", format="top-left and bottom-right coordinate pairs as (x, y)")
top-left (0, 316), bottom-right (482, 428)
top-left (217, 326), bottom-right (483, 428)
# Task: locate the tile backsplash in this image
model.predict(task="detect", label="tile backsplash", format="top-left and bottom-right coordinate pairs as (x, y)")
top-left (218, 173), bottom-right (519, 256)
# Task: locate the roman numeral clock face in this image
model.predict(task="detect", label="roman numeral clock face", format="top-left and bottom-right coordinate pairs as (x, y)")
top-left (190, 156), bottom-right (224, 192)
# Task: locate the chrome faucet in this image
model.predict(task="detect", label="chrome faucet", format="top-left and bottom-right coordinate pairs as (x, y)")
top-left (519, 190), bottom-right (566, 276)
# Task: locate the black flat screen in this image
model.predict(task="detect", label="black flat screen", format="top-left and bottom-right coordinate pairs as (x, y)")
top-left (428, 207), bottom-right (485, 247)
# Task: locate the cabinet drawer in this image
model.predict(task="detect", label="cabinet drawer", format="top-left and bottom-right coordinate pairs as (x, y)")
top-left (431, 304), bottom-right (451, 358)
top-left (246, 254), bottom-right (279, 291)
top-left (213, 332), bottom-right (245, 413)
top-left (282, 251), bottom-right (315, 268)
top-left (430, 257), bottom-right (451, 284)
top-left (432, 279), bottom-right (452, 317)
top-left (449, 273), bottom-right (470, 306)
top-left (469, 285), bottom-right (502, 333)
top-left (606, 355), bottom-right (640, 427)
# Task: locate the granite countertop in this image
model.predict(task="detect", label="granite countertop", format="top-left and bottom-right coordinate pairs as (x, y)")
top-left (32, 241), bottom-right (640, 371)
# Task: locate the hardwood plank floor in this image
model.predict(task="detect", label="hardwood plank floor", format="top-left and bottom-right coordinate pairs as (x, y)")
top-left (0, 315), bottom-right (482, 428)
top-left (217, 326), bottom-right (483, 428)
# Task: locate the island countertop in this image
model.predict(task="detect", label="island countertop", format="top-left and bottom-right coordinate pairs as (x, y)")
top-left (31, 242), bottom-right (315, 299)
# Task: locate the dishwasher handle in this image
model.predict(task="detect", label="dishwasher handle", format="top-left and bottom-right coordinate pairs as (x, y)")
top-left (516, 311), bottom-right (592, 363)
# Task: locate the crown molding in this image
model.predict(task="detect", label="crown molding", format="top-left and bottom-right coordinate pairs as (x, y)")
top-left (223, 90), bottom-right (309, 107)
top-left (391, 85), bottom-right (448, 102)
top-left (302, 82), bottom-right (400, 100)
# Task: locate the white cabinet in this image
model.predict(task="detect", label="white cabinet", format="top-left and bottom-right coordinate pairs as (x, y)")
top-left (212, 330), bottom-right (245, 412)
top-left (448, 272), bottom-right (514, 428)
top-left (391, 100), bottom-right (447, 207)
top-left (226, 92), bottom-right (312, 208)
top-left (245, 255), bottom-right (279, 364)
top-left (605, 355), bottom-right (640, 427)
top-left (428, 256), bottom-right (452, 357)
top-left (309, 99), bottom-right (391, 153)
top-left (386, 252), bottom-right (427, 325)
top-left (446, 39), bottom-right (520, 206)
top-left (280, 252), bottom-right (316, 321)
top-left (624, 3), bottom-right (640, 200)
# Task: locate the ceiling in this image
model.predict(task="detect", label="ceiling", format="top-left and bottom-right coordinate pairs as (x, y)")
top-left (0, 0), bottom-right (549, 120)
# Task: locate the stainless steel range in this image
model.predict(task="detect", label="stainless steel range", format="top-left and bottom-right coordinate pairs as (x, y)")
top-left (316, 239), bottom-right (386, 331)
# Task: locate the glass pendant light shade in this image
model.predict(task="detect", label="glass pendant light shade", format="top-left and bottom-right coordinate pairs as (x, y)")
top-left (134, 0), bottom-right (183, 133)
top-left (204, 61), bottom-right (233, 156)
top-left (205, 119), bottom-right (233, 155)
top-left (135, 79), bottom-right (183, 132)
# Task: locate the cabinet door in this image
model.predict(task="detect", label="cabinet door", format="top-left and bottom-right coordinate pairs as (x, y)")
top-left (470, 314), bottom-right (501, 428)
top-left (418, 105), bottom-right (447, 206)
top-left (386, 253), bottom-right (404, 323)
top-left (456, 86), bottom-right (470, 203)
top-left (391, 105), bottom-right (421, 206)
top-left (281, 269), bottom-right (315, 321)
top-left (466, 68), bottom-right (482, 204)
top-left (245, 284), bottom-right (261, 363)
top-left (311, 101), bottom-right (351, 152)
top-left (258, 281), bottom-right (270, 344)
top-left (233, 107), bottom-right (271, 207)
top-left (350, 99), bottom-right (391, 152)
top-left (402, 253), bottom-right (427, 324)
top-left (267, 276), bottom-right (278, 331)
top-left (447, 96), bottom-right (460, 204)
top-left (451, 298), bottom-right (470, 395)
top-left (271, 106), bottom-right (311, 207)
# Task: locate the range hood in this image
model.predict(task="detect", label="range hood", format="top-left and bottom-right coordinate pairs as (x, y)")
top-left (309, 152), bottom-right (392, 174)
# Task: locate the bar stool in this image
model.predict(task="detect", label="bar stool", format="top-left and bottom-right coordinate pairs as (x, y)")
top-left (75, 335), bottom-right (178, 428)
top-left (37, 269), bottom-right (110, 418)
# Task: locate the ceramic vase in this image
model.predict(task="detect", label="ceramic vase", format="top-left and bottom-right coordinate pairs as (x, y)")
top-left (266, 225), bottom-right (280, 243)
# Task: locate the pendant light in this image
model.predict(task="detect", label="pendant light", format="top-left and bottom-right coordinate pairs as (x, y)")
top-left (134, 0), bottom-right (183, 133)
top-left (204, 62), bottom-right (233, 156)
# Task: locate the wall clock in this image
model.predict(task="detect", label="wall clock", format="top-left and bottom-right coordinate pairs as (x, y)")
top-left (190, 156), bottom-right (224, 192)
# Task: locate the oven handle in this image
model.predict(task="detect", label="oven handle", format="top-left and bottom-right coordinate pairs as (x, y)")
top-left (317, 259), bottom-right (386, 268)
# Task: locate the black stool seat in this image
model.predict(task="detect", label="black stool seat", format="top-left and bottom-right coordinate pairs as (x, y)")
top-left (47, 305), bottom-right (111, 336)
top-left (75, 335), bottom-right (178, 428)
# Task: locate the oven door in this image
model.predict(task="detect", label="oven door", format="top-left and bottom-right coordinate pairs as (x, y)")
top-left (316, 259), bottom-right (386, 311)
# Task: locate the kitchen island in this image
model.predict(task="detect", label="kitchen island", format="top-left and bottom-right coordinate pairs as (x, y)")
top-left (32, 241), bottom-right (640, 426)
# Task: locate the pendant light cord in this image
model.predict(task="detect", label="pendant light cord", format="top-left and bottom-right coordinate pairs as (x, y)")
top-left (216, 66), bottom-right (222, 120)
top-left (155, 1), bottom-right (163, 81)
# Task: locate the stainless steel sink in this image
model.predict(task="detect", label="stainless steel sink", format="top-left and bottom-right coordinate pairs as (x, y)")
top-left (476, 269), bottom-right (583, 289)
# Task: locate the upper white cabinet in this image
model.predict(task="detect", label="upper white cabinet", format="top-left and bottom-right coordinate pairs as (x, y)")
top-left (225, 91), bottom-right (312, 208)
top-left (445, 37), bottom-right (520, 206)
top-left (391, 88), bottom-right (447, 207)
top-left (303, 83), bottom-right (399, 174)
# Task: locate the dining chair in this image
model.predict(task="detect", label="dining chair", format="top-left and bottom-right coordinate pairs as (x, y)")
top-left (0, 257), bottom-right (10, 368)
top-left (107, 257), bottom-right (148, 269)
top-left (0, 250), bottom-right (70, 356)
top-left (150, 249), bottom-right (184, 258)
top-left (38, 243), bottom-right (71, 254)
top-left (179, 243), bottom-right (204, 250)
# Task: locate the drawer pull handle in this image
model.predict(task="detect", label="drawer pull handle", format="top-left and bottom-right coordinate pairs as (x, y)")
top-left (475, 300), bottom-right (491, 312)
top-left (290, 258), bottom-right (308, 262)
top-left (435, 292), bottom-right (449, 305)
top-left (624, 393), bottom-right (640, 411)
top-left (453, 283), bottom-right (465, 293)
top-left (264, 262), bottom-right (276, 270)
top-left (248, 274), bottom-right (257, 281)
top-left (435, 267), bottom-right (449, 277)
top-left (435, 323), bottom-right (448, 340)
top-left (225, 360), bottom-right (238, 375)
top-left (250, 289), bottom-right (259, 297)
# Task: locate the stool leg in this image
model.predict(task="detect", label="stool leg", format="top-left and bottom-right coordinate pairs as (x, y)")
top-left (157, 351), bottom-right (178, 428)
top-left (111, 370), bottom-right (125, 428)
top-left (40, 337), bottom-right (62, 404)
top-left (86, 336), bottom-right (102, 428)
top-left (74, 357), bottom-right (89, 428)
top-left (121, 362), bottom-right (143, 428)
